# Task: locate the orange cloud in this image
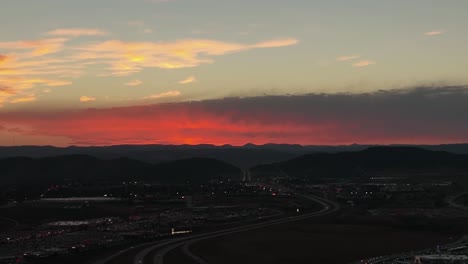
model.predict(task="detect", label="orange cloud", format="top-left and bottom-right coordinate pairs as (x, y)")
top-left (80, 96), bottom-right (96, 102)
top-left (0, 54), bottom-right (14, 64)
top-left (126, 80), bottom-right (143, 86)
top-left (10, 95), bottom-right (37, 104)
top-left (74, 38), bottom-right (299, 75)
top-left (424, 30), bottom-right (444, 36)
top-left (0, 38), bottom-right (68, 56)
top-left (178, 76), bottom-right (196, 84)
top-left (0, 86), bottom-right (16, 95)
top-left (0, 86), bottom-right (17, 107)
top-left (143, 90), bottom-right (181, 99)
top-left (250, 38), bottom-right (299, 48)
top-left (46, 28), bottom-right (107, 37)
top-left (46, 80), bottom-right (72, 86)
top-left (337, 55), bottom-right (360, 61)
top-left (0, 34), bottom-right (298, 107)
top-left (353, 60), bottom-right (376, 67)
top-left (0, 77), bottom-right (72, 89)
top-left (0, 43), bottom-right (75, 106)
top-left (0, 73), bottom-right (72, 106)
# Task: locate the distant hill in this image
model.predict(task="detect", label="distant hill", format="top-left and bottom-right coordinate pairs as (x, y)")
top-left (152, 158), bottom-right (242, 184)
top-left (2, 143), bottom-right (468, 169)
top-left (0, 145), bottom-right (301, 169)
top-left (251, 147), bottom-right (468, 178)
top-left (0, 156), bottom-right (241, 186)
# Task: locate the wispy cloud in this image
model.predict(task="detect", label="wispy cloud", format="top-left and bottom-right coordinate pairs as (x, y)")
top-left (0, 38), bottom-right (68, 56)
top-left (0, 31), bottom-right (298, 108)
top-left (424, 30), bottom-right (444, 36)
top-left (46, 28), bottom-right (107, 37)
top-left (80, 96), bottom-right (96, 102)
top-left (178, 76), bottom-right (196, 85)
top-left (46, 80), bottom-right (72, 86)
top-left (73, 38), bottom-right (299, 76)
top-left (143, 90), bottom-right (181, 99)
top-left (250, 38), bottom-right (298, 48)
top-left (0, 54), bottom-right (11, 63)
top-left (0, 35), bottom-right (80, 106)
top-left (0, 86), bottom-right (16, 95)
top-left (337, 55), bottom-right (360, 62)
top-left (126, 80), bottom-right (143, 86)
top-left (353, 60), bottom-right (376, 67)
top-left (10, 95), bottom-right (36, 104)
top-left (0, 85), bottom-right (17, 107)
top-left (0, 67), bottom-right (72, 106)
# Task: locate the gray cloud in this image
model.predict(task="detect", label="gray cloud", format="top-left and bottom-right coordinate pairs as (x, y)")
top-left (1, 86), bottom-right (468, 145)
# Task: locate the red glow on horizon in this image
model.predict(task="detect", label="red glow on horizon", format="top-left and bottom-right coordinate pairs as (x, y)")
top-left (1, 99), bottom-right (468, 147)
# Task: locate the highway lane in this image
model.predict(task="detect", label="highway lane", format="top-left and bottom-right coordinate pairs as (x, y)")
top-left (93, 187), bottom-right (339, 264)
top-left (0, 202), bottom-right (19, 230)
top-left (0, 216), bottom-right (19, 230)
top-left (147, 190), bottom-right (340, 264)
top-left (446, 192), bottom-right (468, 212)
top-left (0, 201), bottom-right (18, 209)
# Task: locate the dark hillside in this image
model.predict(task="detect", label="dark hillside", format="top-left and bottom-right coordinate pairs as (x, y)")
top-left (252, 147), bottom-right (468, 178)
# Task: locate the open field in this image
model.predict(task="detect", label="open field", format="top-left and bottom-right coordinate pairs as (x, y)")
top-left (45, 243), bottom-right (140, 264)
top-left (0, 202), bottom-right (138, 226)
top-left (455, 193), bottom-right (468, 206)
top-left (188, 218), bottom-right (453, 264)
top-left (0, 218), bottom-right (17, 232)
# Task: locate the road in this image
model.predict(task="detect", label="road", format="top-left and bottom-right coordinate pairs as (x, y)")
top-left (0, 216), bottom-right (19, 230)
top-left (446, 192), bottom-right (468, 212)
top-left (93, 186), bottom-right (340, 264)
top-left (0, 201), bottom-right (17, 209)
top-left (0, 202), bottom-right (19, 228)
top-left (0, 202), bottom-right (20, 230)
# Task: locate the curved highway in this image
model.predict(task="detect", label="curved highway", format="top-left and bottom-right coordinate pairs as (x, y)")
top-left (446, 192), bottom-right (468, 212)
top-left (0, 216), bottom-right (19, 230)
top-left (94, 187), bottom-right (340, 264)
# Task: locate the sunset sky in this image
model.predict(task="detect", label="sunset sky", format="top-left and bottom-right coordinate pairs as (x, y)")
top-left (1, 0), bottom-right (468, 146)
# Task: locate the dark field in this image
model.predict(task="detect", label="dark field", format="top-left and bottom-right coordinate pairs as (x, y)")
top-left (0, 202), bottom-right (137, 225)
top-left (187, 218), bottom-right (453, 264)
top-left (0, 217), bottom-right (16, 232)
top-left (455, 193), bottom-right (468, 206)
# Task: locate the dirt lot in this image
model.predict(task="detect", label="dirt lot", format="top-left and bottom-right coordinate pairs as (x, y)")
top-left (187, 218), bottom-right (453, 264)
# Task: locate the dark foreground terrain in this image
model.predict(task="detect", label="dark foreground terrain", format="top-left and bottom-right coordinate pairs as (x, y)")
top-left (186, 218), bottom-right (453, 264)
top-left (2, 146), bottom-right (468, 264)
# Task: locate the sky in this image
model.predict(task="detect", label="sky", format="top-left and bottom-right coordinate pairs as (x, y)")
top-left (1, 0), bottom-right (468, 146)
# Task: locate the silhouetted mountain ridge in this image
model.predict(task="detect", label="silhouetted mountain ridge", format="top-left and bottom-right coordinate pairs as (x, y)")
top-left (251, 147), bottom-right (468, 178)
top-left (0, 155), bottom-right (241, 186)
top-left (0, 144), bottom-right (302, 169)
top-left (153, 158), bottom-right (242, 184)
